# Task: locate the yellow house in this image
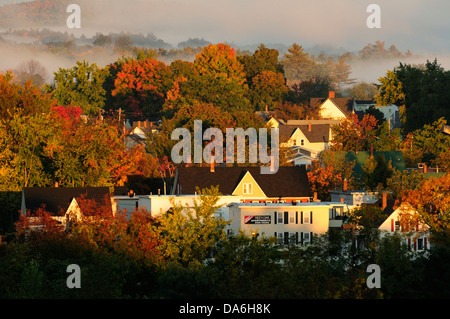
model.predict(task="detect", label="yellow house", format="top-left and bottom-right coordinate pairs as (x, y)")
top-left (266, 117), bottom-right (285, 129)
top-left (171, 166), bottom-right (312, 203)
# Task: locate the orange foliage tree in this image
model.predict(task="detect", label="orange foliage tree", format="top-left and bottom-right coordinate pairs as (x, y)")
top-left (68, 194), bottom-right (163, 266)
top-left (331, 113), bottom-right (379, 151)
top-left (45, 105), bottom-right (155, 187)
top-left (112, 58), bottom-right (171, 117)
top-left (307, 149), bottom-right (356, 201)
top-left (399, 173), bottom-right (450, 247)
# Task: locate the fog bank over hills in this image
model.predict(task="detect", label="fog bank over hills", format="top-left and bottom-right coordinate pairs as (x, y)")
top-left (0, 0), bottom-right (449, 84)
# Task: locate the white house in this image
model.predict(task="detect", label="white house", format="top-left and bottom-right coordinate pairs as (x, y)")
top-left (112, 193), bottom-right (246, 223)
top-left (329, 190), bottom-right (379, 209)
top-left (124, 119), bottom-right (160, 149)
top-left (228, 202), bottom-right (349, 244)
top-left (279, 120), bottom-right (339, 166)
top-left (20, 186), bottom-right (128, 230)
top-left (378, 202), bottom-right (431, 252)
top-left (311, 92), bottom-right (400, 129)
top-left (353, 100), bottom-right (399, 129)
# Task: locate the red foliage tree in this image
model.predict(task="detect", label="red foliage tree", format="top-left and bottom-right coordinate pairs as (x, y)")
top-left (111, 58), bottom-right (171, 117)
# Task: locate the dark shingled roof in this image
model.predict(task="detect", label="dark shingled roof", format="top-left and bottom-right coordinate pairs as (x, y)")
top-left (22, 186), bottom-right (128, 215)
top-left (173, 166), bottom-right (312, 198)
top-left (278, 124), bottom-right (331, 143)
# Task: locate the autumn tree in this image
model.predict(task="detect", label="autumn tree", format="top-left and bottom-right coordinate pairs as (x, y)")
top-left (375, 70), bottom-right (405, 106)
top-left (281, 43), bottom-right (316, 84)
top-left (238, 44), bottom-right (284, 81)
top-left (45, 107), bottom-right (150, 187)
top-left (288, 76), bottom-right (334, 104)
top-left (111, 57), bottom-right (172, 118)
top-left (330, 113), bottom-right (379, 152)
top-left (332, 56), bottom-right (356, 92)
top-left (238, 45), bottom-right (287, 110)
top-left (385, 169), bottom-right (424, 200)
top-left (47, 60), bottom-right (109, 116)
top-left (409, 117), bottom-right (450, 166)
top-left (358, 41), bottom-right (406, 60)
top-left (249, 70), bottom-right (288, 111)
top-left (191, 43), bottom-right (250, 112)
top-left (348, 81), bottom-right (379, 100)
top-left (0, 73), bottom-right (56, 190)
top-left (307, 149), bottom-right (356, 201)
top-left (154, 186), bottom-right (229, 267)
top-left (399, 173), bottom-right (450, 248)
top-left (0, 72), bottom-right (55, 127)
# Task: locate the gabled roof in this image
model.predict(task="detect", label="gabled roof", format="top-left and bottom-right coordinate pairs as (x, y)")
top-left (311, 97), bottom-right (355, 116)
top-left (173, 166), bottom-right (311, 198)
top-left (22, 186), bottom-right (128, 216)
top-left (279, 124), bottom-right (331, 143)
top-left (231, 171), bottom-right (267, 197)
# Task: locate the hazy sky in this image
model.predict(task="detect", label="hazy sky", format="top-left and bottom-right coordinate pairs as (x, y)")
top-left (70, 0), bottom-right (450, 54)
top-left (1, 0), bottom-right (449, 54)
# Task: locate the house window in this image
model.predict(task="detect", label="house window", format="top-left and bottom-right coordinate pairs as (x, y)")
top-left (277, 212), bottom-right (284, 224)
top-left (276, 232), bottom-right (284, 244)
top-left (303, 232), bottom-right (310, 243)
top-left (293, 139), bottom-right (297, 146)
top-left (395, 221), bottom-right (400, 231)
top-left (330, 208), bottom-right (336, 220)
top-left (302, 211), bottom-right (312, 224)
top-left (301, 139), bottom-right (304, 146)
top-left (243, 183), bottom-right (253, 194)
top-left (289, 211), bottom-right (296, 224)
top-left (417, 238), bottom-right (424, 251)
top-left (289, 232), bottom-right (297, 245)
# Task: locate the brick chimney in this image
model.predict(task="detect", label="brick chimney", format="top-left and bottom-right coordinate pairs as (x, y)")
top-left (308, 122), bottom-right (311, 131)
top-left (313, 192), bottom-right (317, 202)
top-left (329, 91), bottom-right (335, 98)
top-left (343, 178), bottom-right (347, 192)
top-left (382, 192), bottom-right (387, 210)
